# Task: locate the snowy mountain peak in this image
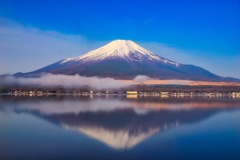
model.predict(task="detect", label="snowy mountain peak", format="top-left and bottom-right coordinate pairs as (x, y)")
top-left (24, 40), bottom-right (238, 81)
top-left (61, 40), bottom-right (179, 66)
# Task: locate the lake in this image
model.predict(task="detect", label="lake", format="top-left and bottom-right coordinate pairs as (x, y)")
top-left (0, 95), bottom-right (240, 160)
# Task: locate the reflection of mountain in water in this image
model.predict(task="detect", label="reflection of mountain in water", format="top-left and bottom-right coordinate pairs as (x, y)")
top-left (62, 123), bottom-right (159, 149)
top-left (1, 96), bottom-right (240, 149)
top-left (33, 108), bottom-right (235, 149)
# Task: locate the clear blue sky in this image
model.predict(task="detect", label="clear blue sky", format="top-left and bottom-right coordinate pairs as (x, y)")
top-left (0, 0), bottom-right (239, 78)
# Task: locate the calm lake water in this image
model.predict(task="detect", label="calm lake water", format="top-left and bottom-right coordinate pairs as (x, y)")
top-left (0, 95), bottom-right (240, 160)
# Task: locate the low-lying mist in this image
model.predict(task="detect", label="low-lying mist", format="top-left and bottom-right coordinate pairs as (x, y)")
top-left (1, 74), bottom-right (153, 89)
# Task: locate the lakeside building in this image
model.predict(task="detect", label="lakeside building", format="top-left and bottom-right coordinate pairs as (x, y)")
top-left (126, 91), bottom-right (138, 95)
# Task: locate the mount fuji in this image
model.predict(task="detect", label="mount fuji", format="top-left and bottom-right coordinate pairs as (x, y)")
top-left (17, 40), bottom-right (238, 81)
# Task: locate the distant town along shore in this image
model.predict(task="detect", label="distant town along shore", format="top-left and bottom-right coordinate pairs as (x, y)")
top-left (1, 85), bottom-right (240, 98)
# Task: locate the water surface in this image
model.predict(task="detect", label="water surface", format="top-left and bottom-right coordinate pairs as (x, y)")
top-left (0, 96), bottom-right (240, 160)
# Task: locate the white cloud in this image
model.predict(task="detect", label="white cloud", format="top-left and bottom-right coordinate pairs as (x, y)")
top-left (133, 75), bottom-right (152, 82)
top-left (2, 73), bottom-right (130, 89)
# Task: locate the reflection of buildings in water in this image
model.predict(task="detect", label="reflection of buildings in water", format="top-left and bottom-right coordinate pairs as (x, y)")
top-left (126, 94), bottom-right (138, 99)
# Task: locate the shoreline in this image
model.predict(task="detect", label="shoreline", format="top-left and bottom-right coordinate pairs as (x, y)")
top-left (1, 91), bottom-right (240, 98)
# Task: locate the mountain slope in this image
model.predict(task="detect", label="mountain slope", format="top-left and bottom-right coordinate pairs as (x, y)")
top-left (21, 40), bottom-right (239, 81)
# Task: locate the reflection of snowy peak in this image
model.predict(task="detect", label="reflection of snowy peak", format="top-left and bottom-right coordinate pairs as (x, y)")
top-left (61, 40), bottom-right (178, 65)
top-left (62, 124), bottom-right (159, 149)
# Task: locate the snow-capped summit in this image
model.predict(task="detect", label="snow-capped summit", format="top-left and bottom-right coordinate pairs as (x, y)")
top-left (75, 39), bottom-right (161, 62)
top-left (21, 39), bottom-right (239, 81)
top-left (61, 40), bottom-right (179, 66)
